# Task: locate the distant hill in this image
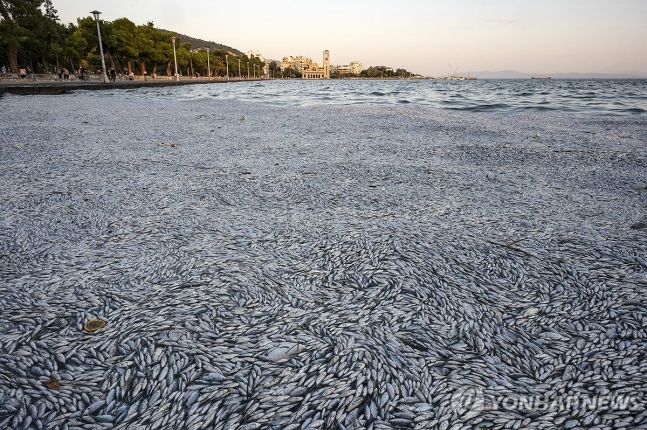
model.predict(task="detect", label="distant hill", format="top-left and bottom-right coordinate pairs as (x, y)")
top-left (472, 70), bottom-right (647, 79)
top-left (163, 30), bottom-right (243, 55)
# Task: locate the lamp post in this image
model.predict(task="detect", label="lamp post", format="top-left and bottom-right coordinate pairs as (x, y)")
top-left (90, 11), bottom-right (108, 83)
top-left (247, 62), bottom-right (249, 80)
top-left (253, 64), bottom-right (256, 79)
top-left (238, 58), bottom-right (241, 80)
top-left (206, 48), bottom-right (210, 80)
top-left (225, 55), bottom-right (229, 80)
top-left (171, 37), bottom-right (178, 81)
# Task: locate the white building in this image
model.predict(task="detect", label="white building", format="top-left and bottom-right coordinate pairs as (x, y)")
top-left (302, 50), bottom-right (330, 79)
top-left (281, 51), bottom-right (365, 79)
top-left (334, 61), bottom-right (364, 76)
top-left (281, 55), bottom-right (314, 72)
top-left (247, 50), bottom-right (269, 76)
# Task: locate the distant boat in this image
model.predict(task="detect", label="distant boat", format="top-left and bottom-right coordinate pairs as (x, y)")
top-left (437, 72), bottom-right (476, 81)
top-left (531, 76), bottom-right (552, 80)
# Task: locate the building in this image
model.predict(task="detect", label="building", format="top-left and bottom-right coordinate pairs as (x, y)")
top-left (247, 50), bottom-right (269, 76)
top-left (281, 55), bottom-right (314, 72)
top-left (334, 61), bottom-right (364, 76)
top-left (302, 50), bottom-right (330, 80)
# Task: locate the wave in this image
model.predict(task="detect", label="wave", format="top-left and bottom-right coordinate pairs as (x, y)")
top-left (78, 79), bottom-right (647, 115)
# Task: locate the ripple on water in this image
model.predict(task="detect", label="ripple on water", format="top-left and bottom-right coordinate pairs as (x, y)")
top-left (75, 79), bottom-right (647, 114)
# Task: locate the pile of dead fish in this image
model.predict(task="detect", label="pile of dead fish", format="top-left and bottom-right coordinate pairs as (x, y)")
top-left (0, 94), bottom-right (646, 429)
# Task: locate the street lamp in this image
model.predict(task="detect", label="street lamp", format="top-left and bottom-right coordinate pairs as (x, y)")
top-left (247, 62), bottom-right (249, 80)
top-left (90, 11), bottom-right (108, 83)
top-left (171, 37), bottom-right (178, 81)
top-left (225, 55), bottom-right (229, 80)
top-left (206, 48), bottom-right (210, 80)
top-left (238, 58), bottom-right (241, 80)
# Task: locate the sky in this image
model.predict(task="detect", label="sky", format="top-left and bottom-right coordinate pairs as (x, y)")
top-left (54, 0), bottom-right (647, 76)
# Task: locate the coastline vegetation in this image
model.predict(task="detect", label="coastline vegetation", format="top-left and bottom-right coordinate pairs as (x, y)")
top-left (1, 0), bottom-right (416, 79)
top-left (267, 61), bottom-right (417, 80)
top-left (359, 67), bottom-right (416, 78)
top-left (0, 0), bottom-right (265, 77)
top-left (268, 62), bottom-right (302, 79)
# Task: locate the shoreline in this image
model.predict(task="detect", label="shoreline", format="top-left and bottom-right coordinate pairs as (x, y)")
top-left (0, 77), bottom-right (264, 95)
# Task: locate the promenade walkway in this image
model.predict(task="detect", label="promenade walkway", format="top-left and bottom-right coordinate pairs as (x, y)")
top-left (0, 74), bottom-right (263, 95)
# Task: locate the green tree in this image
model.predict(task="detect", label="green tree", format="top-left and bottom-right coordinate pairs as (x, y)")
top-left (175, 44), bottom-right (191, 76)
top-left (134, 22), bottom-right (155, 75)
top-left (1, 5), bottom-right (263, 79)
top-left (268, 60), bottom-right (279, 77)
top-left (0, 0), bottom-right (52, 72)
top-left (282, 66), bottom-right (301, 78)
top-left (149, 29), bottom-right (171, 76)
top-left (74, 16), bottom-right (101, 70)
top-left (192, 50), bottom-right (209, 77)
top-left (62, 27), bottom-right (86, 72)
top-left (111, 18), bottom-right (138, 73)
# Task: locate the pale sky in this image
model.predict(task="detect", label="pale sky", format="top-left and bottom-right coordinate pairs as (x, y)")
top-left (54, 0), bottom-right (647, 76)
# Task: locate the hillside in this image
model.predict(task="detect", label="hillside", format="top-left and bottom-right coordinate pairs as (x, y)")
top-left (165, 31), bottom-right (243, 55)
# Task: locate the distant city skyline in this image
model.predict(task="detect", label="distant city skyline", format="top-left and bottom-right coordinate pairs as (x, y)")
top-left (53, 0), bottom-right (647, 76)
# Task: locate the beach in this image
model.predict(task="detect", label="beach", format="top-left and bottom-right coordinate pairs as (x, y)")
top-left (1, 91), bottom-right (646, 429)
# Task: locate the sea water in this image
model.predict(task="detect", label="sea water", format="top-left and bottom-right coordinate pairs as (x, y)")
top-left (87, 78), bottom-right (646, 115)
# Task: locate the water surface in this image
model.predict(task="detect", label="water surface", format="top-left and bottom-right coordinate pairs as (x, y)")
top-left (97, 79), bottom-right (647, 114)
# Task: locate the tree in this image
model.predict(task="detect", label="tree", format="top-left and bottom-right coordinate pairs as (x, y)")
top-left (192, 50), bottom-right (209, 77)
top-left (282, 66), bottom-right (301, 78)
top-left (0, 6), bottom-right (264, 79)
top-left (134, 22), bottom-right (156, 75)
top-left (111, 18), bottom-right (138, 73)
top-left (63, 27), bottom-right (86, 71)
top-left (175, 44), bottom-right (191, 76)
top-left (268, 60), bottom-right (279, 77)
top-left (36, 0), bottom-right (63, 72)
top-left (74, 16), bottom-right (101, 70)
top-left (0, 0), bottom-right (51, 72)
top-left (149, 29), bottom-right (171, 76)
